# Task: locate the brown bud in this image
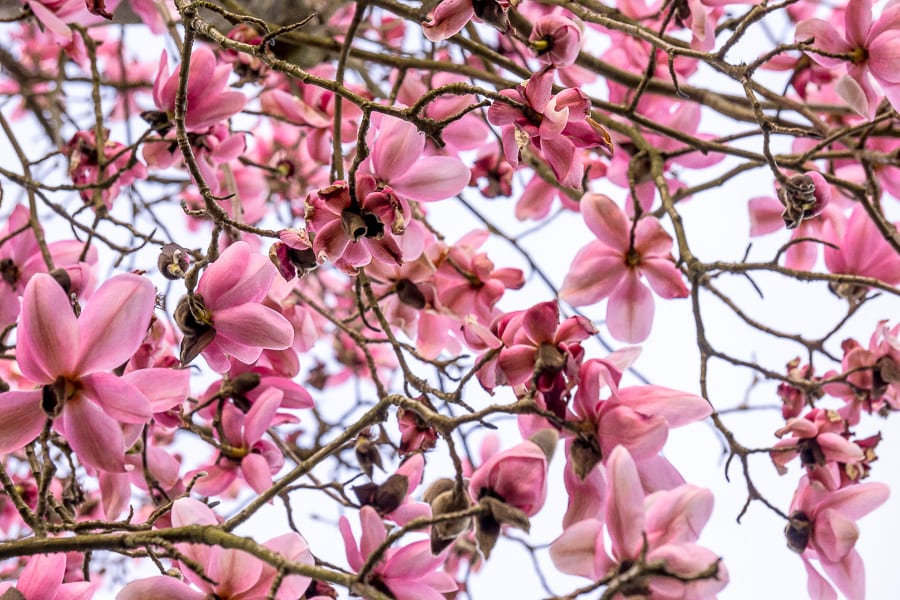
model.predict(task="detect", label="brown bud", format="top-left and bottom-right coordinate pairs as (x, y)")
top-left (353, 474), bottom-right (409, 515)
top-left (536, 342), bottom-right (567, 377)
top-left (569, 437), bottom-right (602, 480)
top-left (49, 268), bottom-right (72, 294)
top-left (355, 434), bottom-right (384, 479)
top-left (426, 479), bottom-right (472, 554)
top-left (41, 376), bottom-right (68, 418)
top-left (785, 511), bottom-right (811, 553)
top-left (396, 278), bottom-right (426, 309)
top-left (158, 243), bottom-right (190, 280)
top-left (529, 428), bottom-right (559, 461)
top-left (475, 496), bottom-right (530, 559)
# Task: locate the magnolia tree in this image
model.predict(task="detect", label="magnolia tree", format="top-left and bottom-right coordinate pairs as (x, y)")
top-left (0, 0), bottom-right (897, 598)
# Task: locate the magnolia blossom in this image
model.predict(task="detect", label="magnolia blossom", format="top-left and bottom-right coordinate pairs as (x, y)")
top-left (0, 552), bottom-right (97, 599)
top-left (550, 445), bottom-right (728, 598)
top-left (118, 498), bottom-right (314, 600)
top-left (785, 476), bottom-right (889, 600)
top-left (152, 45), bottom-right (246, 132)
top-left (339, 505), bottom-right (457, 600)
top-left (175, 241), bottom-right (294, 373)
top-left (796, 0), bottom-right (900, 118)
top-left (0, 273), bottom-right (162, 472)
top-left (560, 193), bottom-right (688, 343)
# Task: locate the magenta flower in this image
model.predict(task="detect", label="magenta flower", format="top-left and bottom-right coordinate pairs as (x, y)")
top-left (422, 0), bottom-right (511, 42)
top-left (152, 45), bottom-right (246, 132)
top-left (0, 272), bottom-right (157, 472)
top-left (487, 68), bottom-right (611, 189)
top-left (176, 241), bottom-right (294, 373)
top-left (785, 476), bottom-right (889, 600)
top-left (529, 15), bottom-right (583, 67)
top-left (550, 445), bottom-right (728, 598)
top-left (560, 193), bottom-right (688, 343)
top-left (796, 0), bottom-right (900, 118)
top-left (339, 505), bottom-right (457, 600)
top-left (118, 498), bottom-right (314, 600)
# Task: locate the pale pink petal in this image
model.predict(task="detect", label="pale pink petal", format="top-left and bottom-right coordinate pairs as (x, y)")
top-left (385, 540), bottom-right (445, 579)
top-left (549, 518), bottom-right (607, 579)
top-left (76, 274), bottom-right (156, 374)
top-left (384, 581), bottom-right (447, 600)
top-left (372, 117), bottom-right (425, 183)
top-left (123, 368), bottom-right (190, 413)
top-left (208, 547), bottom-right (262, 598)
top-left (748, 196), bottom-right (786, 236)
top-left (422, 0), bottom-right (474, 42)
top-left (359, 505), bottom-right (387, 560)
top-left (617, 386), bottom-right (711, 428)
top-left (563, 458), bottom-right (607, 527)
top-left (606, 445), bottom-right (646, 560)
top-left (820, 549), bottom-right (865, 600)
top-left (844, 0), bottom-right (872, 47)
top-left (814, 508), bottom-right (859, 562)
top-left (817, 481), bottom-right (889, 520)
top-left (836, 73), bottom-right (877, 119)
top-left (116, 576), bottom-right (206, 600)
top-left (0, 391), bottom-right (45, 454)
top-left (17, 273), bottom-right (78, 383)
top-left (244, 388), bottom-right (282, 444)
top-left (390, 156), bottom-right (470, 202)
top-left (640, 257), bottom-right (688, 299)
top-left (497, 345), bottom-right (538, 386)
top-left (26, 1), bottom-right (73, 42)
top-left (645, 486), bottom-right (714, 546)
top-left (598, 405), bottom-right (668, 459)
top-left (581, 193), bottom-right (630, 249)
top-left (606, 272), bottom-right (654, 343)
top-left (802, 557), bottom-right (838, 600)
top-left (339, 515), bottom-right (364, 571)
top-left (61, 398), bottom-right (126, 472)
top-left (795, 19), bottom-right (853, 68)
top-left (559, 242), bottom-right (626, 306)
top-left (197, 242), bottom-right (250, 305)
top-left (81, 372), bottom-right (152, 424)
top-left (214, 303), bottom-right (294, 351)
top-left (99, 471), bottom-right (132, 520)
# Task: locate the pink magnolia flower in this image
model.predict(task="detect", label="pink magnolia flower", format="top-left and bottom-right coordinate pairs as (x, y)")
top-left (175, 241), bottom-right (294, 373)
top-left (771, 408), bottom-right (864, 491)
top-left (487, 68), bottom-right (612, 189)
top-left (823, 204), bottom-right (900, 297)
top-left (560, 193), bottom-right (688, 343)
top-left (0, 552), bottom-right (97, 599)
top-left (152, 45), bottom-right (246, 132)
top-left (550, 445), bottom-right (728, 598)
top-left (796, 0), bottom-right (900, 118)
top-left (339, 505), bottom-right (457, 600)
top-left (361, 115), bottom-right (471, 204)
top-left (0, 204), bottom-right (97, 329)
top-left (24, 0), bottom-right (91, 43)
top-left (422, 0), bottom-right (511, 42)
top-left (529, 14), bottom-right (583, 67)
top-left (0, 273), bottom-right (158, 472)
top-left (467, 437), bottom-right (551, 517)
top-left (785, 476), bottom-right (889, 600)
top-left (63, 129), bottom-right (147, 210)
top-left (117, 498), bottom-right (314, 600)
top-left (190, 388), bottom-right (286, 496)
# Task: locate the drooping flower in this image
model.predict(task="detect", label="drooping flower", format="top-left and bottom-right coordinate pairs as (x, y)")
top-left (339, 505), bottom-right (457, 600)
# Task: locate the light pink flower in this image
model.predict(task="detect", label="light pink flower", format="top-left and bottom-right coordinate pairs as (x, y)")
top-left (176, 241), bottom-right (294, 373)
top-left (796, 0), bottom-right (900, 118)
top-left (117, 498), bottom-right (314, 600)
top-left (468, 437), bottom-right (550, 516)
top-left (550, 445), bottom-right (728, 598)
top-left (0, 273), bottom-right (158, 472)
top-left (823, 204), bottom-right (900, 293)
top-left (560, 193), bottom-right (688, 343)
top-left (785, 476), bottom-right (889, 600)
top-left (152, 45), bottom-right (246, 132)
top-left (339, 505), bottom-right (457, 600)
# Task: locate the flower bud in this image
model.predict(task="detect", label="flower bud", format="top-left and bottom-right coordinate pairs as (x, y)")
top-left (158, 243), bottom-right (190, 280)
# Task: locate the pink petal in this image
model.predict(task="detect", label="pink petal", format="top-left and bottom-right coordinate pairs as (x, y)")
top-left (497, 345), bottom-right (538, 386)
top-left (244, 388), bottom-right (282, 444)
top-left (820, 549), bottom-right (865, 600)
top-left (214, 303), bottom-right (294, 351)
top-left (817, 481), bottom-right (889, 520)
top-left (617, 386), bottom-right (712, 427)
top-left (390, 156), bottom-right (470, 202)
top-left (0, 391), bottom-right (45, 455)
top-left (208, 547), bottom-right (262, 598)
top-left (61, 397), bottom-right (127, 472)
top-left (640, 257), bottom-right (688, 299)
top-left (581, 193), bottom-right (629, 250)
top-left (606, 271), bottom-right (654, 343)
top-left (814, 508), bottom-right (859, 562)
top-left (748, 196), bottom-right (785, 236)
top-left (549, 518), bottom-right (606, 579)
top-left (385, 540), bottom-right (445, 579)
top-left (844, 0), bottom-right (872, 47)
top-left (17, 553), bottom-right (65, 597)
top-left (359, 505), bottom-right (387, 560)
top-left (559, 241), bottom-right (626, 306)
top-left (802, 557), bottom-right (838, 600)
top-left (598, 405), bottom-right (668, 459)
top-left (116, 576), bottom-right (206, 600)
top-left (606, 445), bottom-right (646, 560)
top-left (422, 0), bottom-right (474, 42)
top-left (17, 273), bottom-right (78, 383)
top-left (76, 274), bottom-right (156, 374)
top-left (372, 117), bottom-right (425, 183)
top-left (81, 372), bottom-right (152, 424)
top-left (644, 486), bottom-right (713, 546)
top-left (795, 19), bottom-right (852, 68)
top-left (123, 368), bottom-right (190, 413)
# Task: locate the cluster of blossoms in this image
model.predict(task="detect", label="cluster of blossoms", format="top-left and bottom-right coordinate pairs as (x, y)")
top-left (0, 0), bottom-right (896, 598)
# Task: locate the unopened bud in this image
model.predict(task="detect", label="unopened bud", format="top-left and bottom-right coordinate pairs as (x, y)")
top-left (158, 243), bottom-right (190, 280)
top-left (355, 433), bottom-right (384, 479)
